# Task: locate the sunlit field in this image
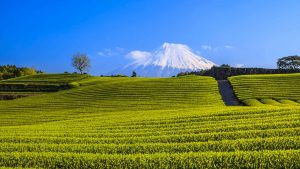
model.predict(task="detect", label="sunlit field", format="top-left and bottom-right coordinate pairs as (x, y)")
top-left (0, 74), bottom-right (299, 168)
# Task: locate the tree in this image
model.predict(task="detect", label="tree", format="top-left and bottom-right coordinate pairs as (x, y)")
top-left (131, 71), bottom-right (137, 77)
top-left (219, 64), bottom-right (231, 68)
top-left (0, 65), bottom-right (39, 80)
top-left (21, 68), bottom-right (37, 76)
top-left (72, 53), bottom-right (91, 74)
top-left (277, 55), bottom-right (300, 69)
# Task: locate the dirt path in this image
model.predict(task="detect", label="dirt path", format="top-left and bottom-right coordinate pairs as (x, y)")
top-left (218, 80), bottom-right (242, 106)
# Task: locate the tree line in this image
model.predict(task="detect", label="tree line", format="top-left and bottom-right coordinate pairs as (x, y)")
top-left (1, 54), bottom-right (299, 80)
top-left (0, 65), bottom-right (40, 80)
top-left (178, 55), bottom-right (300, 79)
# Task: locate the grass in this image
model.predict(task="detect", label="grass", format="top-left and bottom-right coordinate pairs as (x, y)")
top-left (0, 75), bottom-right (224, 126)
top-left (242, 99), bottom-right (264, 106)
top-left (278, 99), bottom-right (300, 105)
top-left (0, 74), bottom-right (90, 93)
top-left (0, 74), bottom-right (299, 168)
top-left (229, 73), bottom-right (300, 106)
top-left (1, 73), bottom-right (90, 84)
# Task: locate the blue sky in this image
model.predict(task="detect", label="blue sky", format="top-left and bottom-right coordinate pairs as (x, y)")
top-left (1, 0), bottom-right (300, 74)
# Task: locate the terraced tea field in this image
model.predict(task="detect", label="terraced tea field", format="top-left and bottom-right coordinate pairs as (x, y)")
top-left (0, 74), bottom-right (91, 101)
top-left (0, 74), bottom-right (299, 168)
top-left (229, 73), bottom-right (300, 106)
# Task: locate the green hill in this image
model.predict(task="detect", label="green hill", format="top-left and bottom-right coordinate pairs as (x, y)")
top-left (0, 75), bottom-right (224, 126)
top-left (229, 73), bottom-right (300, 106)
top-left (0, 74), bottom-right (90, 92)
top-left (0, 74), bottom-right (90, 100)
top-left (2, 73), bottom-right (89, 83)
top-left (0, 74), bottom-right (300, 168)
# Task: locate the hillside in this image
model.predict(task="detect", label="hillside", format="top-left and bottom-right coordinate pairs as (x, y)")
top-left (0, 74), bottom-right (90, 96)
top-left (0, 74), bottom-right (300, 168)
top-left (2, 73), bottom-right (90, 84)
top-left (0, 75), bottom-right (224, 126)
top-left (229, 73), bottom-right (300, 106)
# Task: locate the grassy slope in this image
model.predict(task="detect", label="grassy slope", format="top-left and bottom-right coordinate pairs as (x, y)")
top-left (0, 74), bottom-right (300, 168)
top-left (0, 75), bottom-right (224, 126)
top-left (0, 74), bottom-right (90, 94)
top-left (0, 74), bottom-right (90, 84)
top-left (229, 73), bottom-right (300, 106)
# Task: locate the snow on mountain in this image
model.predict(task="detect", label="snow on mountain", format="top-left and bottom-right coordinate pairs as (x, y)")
top-left (113, 42), bottom-right (216, 77)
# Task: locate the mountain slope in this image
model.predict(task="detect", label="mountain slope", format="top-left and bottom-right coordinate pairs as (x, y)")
top-left (115, 42), bottom-right (216, 77)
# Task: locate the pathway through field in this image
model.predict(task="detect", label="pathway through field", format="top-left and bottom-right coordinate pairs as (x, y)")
top-left (218, 80), bottom-right (242, 106)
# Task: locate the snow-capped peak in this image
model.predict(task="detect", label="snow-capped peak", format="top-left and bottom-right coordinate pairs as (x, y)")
top-left (115, 42), bottom-right (216, 77)
top-left (141, 42), bottom-right (216, 70)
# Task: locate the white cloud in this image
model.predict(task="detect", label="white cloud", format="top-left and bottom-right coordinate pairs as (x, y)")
top-left (97, 52), bottom-right (104, 56)
top-left (235, 64), bottom-right (244, 68)
top-left (224, 45), bottom-right (234, 49)
top-left (201, 45), bottom-right (213, 51)
top-left (115, 47), bottom-right (125, 52)
top-left (104, 49), bottom-right (114, 56)
top-left (201, 45), bottom-right (221, 52)
top-left (97, 47), bottom-right (125, 57)
top-left (201, 44), bottom-right (234, 52)
top-left (126, 50), bottom-right (152, 61)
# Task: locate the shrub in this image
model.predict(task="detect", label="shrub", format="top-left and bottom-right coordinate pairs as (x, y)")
top-left (68, 82), bottom-right (80, 88)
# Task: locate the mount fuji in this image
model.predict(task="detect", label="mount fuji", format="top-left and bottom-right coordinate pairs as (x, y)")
top-left (113, 42), bottom-right (216, 77)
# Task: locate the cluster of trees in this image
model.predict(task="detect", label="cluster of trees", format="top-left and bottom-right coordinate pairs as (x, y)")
top-left (277, 55), bottom-right (300, 69)
top-left (178, 56), bottom-right (300, 80)
top-left (98, 71), bottom-right (137, 78)
top-left (0, 65), bottom-right (40, 80)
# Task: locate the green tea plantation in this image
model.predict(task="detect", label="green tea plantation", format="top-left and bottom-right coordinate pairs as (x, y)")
top-left (0, 74), bottom-right (299, 168)
top-left (229, 73), bottom-right (300, 106)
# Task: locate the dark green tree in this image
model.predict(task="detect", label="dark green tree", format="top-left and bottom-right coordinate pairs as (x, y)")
top-left (0, 65), bottom-right (38, 80)
top-left (219, 64), bottom-right (231, 68)
top-left (277, 55), bottom-right (300, 69)
top-left (131, 71), bottom-right (137, 77)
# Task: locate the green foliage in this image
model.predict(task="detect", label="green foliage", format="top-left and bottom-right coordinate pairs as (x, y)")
top-left (0, 74), bottom-right (89, 93)
top-left (278, 100), bottom-right (300, 105)
top-left (20, 67), bottom-right (37, 76)
top-left (229, 73), bottom-right (300, 106)
top-left (177, 69), bottom-right (207, 77)
top-left (219, 64), bottom-right (231, 68)
top-left (260, 99), bottom-right (282, 106)
top-left (243, 99), bottom-right (264, 106)
top-left (178, 67), bottom-right (300, 80)
top-left (277, 55), bottom-right (300, 69)
top-left (0, 65), bottom-right (39, 80)
top-left (109, 74), bottom-right (128, 77)
top-left (0, 74), bottom-right (299, 168)
top-left (68, 82), bottom-right (80, 88)
top-left (0, 150), bottom-right (299, 168)
top-left (4, 73), bottom-right (90, 83)
top-left (131, 71), bottom-right (137, 77)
